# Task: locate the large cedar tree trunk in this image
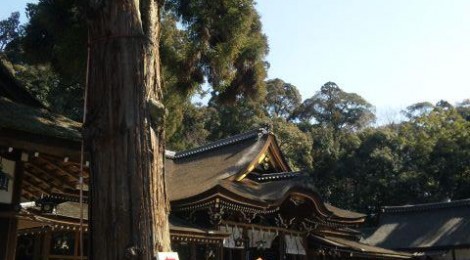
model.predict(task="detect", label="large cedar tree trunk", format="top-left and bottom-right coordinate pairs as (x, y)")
top-left (84, 0), bottom-right (171, 259)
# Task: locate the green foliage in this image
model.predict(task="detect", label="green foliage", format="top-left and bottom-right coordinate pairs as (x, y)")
top-left (315, 100), bottom-right (470, 215)
top-left (22, 1), bottom-right (87, 84)
top-left (166, 103), bottom-right (213, 151)
top-left (3, 0), bottom-right (470, 218)
top-left (271, 119), bottom-right (313, 171)
top-left (205, 96), bottom-right (267, 141)
top-left (10, 0), bottom-right (269, 144)
top-left (12, 63), bottom-right (83, 120)
top-left (456, 99), bottom-right (470, 121)
top-left (0, 12), bottom-right (21, 51)
top-left (265, 78), bottom-right (301, 120)
top-left (294, 82), bottom-right (376, 132)
top-left (403, 101), bottom-right (434, 119)
top-left (165, 0), bottom-right (268, 103)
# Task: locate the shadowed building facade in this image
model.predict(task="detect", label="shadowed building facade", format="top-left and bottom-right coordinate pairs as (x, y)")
top-left (362, 200), bottom-right (470, 260)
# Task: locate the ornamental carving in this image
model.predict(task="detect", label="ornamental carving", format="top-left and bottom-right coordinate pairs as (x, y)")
top-left (208, 205), bottom-right (225, 225)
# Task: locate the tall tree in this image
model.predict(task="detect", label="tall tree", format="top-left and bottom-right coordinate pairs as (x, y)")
top-left (265, 78), bottom-right (301, 120)
top-left (85, 1), bottom-right (170, 259)
top-left (0, 12), bottom-right (20, 51)
top-left (165, 0), bottom-right (268, 103)
top-left (206, 96), bottom-right (267, 140)
top-left (294, 82), bottom-right (376, 133)
top-left (16, 0), bottom-right (269, 143)
top-left (456, 99), bottom-right (470, 121)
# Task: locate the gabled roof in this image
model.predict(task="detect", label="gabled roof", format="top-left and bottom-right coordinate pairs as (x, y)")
top-left (0, 97), bottom-right (81, 142)
top-left (0, 57), bottom-right (45, 108)
top-left (0, 59), bottom-right (82, 160)
top-left (311, 235), bottom-right (413, 259)
top-left (325, 204), bottom-right (367, 220)
top-left (166, 128), bottom-right (366, 224)
top-left (166, 128), bottom-right (290, 202)
top-left (361, 199), bottom-right (470, 250)
top-left (219, 173), bottom-right (316, 205)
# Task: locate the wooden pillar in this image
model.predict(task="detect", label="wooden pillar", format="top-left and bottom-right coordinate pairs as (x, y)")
top-left (190, 242), bottom-right (197, 260)
top-left (33, 233), bottom-right (42, 260)
top-left (302, 236), bottom-right (308, 260)
top-left (0, 216), bottom-right (18, 260)
top-left (42, 229), bottom-right (51, 260)
top-left (278, 232), bottom-right (284, 260)
top-left (218, 242), bottom-right (224, 260)
top-left (0, 151), bottom-right (25, 260)
top-left (242, 228), bottom-right (248, 260)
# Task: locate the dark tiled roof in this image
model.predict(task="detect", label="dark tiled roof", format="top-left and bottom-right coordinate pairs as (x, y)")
top-left (166, 128), bottom-right (366, 221)
top-left (172, 128), bottom-right (266, 159)
top-left (166, 129), bottom-right (269, 201)
top-left (249, 171), bottom-right (305, 182)
top-left (219, 174), bottom-right (317, 204)
top-left (382, 199), bottom-right (470, 213)
top-left (0, 97), bottom-right (81, 141)
top-left (312, 235), bottom-right (413, 259)
top-left (361, 199), bottom-right (470, 250)
top-left (325, 204), bottom-right (367, 219)
top-left (0, 57), bottom-right (45, 108)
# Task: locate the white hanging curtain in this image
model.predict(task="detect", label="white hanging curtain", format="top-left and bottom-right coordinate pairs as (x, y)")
top-left (285, 234), bottom-right (306, 255)
top-left (220, 225), bottom-right (245, 249)
top-left (247, 228), bottom-right (278, 249)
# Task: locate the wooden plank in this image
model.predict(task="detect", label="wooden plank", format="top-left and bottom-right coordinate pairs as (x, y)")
top-left (0, 129), bottom-right (82, 162)
top-left (61, 161), bottom-right (90, 179)
top-left (35, 156), bottom-right (80, 183)
top-left (42, 229), bottom-right (51, 259)
top-left (24, 169), bottom-right (67, 193)
top-left (26, 163), bottom-right (76, 190)
top-left (21, 188), bottom-right (37, 200)
top-left (22, 178), bottom-right (52, 196)
top-left (21, 182), bottom-right (47, 199)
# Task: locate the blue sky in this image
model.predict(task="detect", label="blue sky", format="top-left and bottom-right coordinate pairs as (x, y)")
top-left (2, 0), bottom-right (469, 123)
top-left (256, 0), bottom-right (470, 123)
top-left (1, 0), bottom-right (33, 23)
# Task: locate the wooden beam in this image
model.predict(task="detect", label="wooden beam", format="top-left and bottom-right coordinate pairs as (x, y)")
top-left (42, 229), bottom-right (51, 259)
top-left (24, 170), bottom-right (66, 194)
top-left (22, 185), bottom-right (43, 200)
top-left (61, 161), bottom-right (90, 179)
top-left (35, 156), bottom-right (80, 183)
top-left (22, 179), bottom-right (51, 196)
top-left (21, 189), bottom-right (36, 200)
top-left (25, 163), bottom-right (76, 190)
top-left (44, 154), bottom-right (90, 181)
top-left (0, 129), bottom-right (82, 162)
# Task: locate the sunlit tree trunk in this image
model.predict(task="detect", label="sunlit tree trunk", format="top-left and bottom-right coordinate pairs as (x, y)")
top-left (85, 0), bottom-right (170, 259)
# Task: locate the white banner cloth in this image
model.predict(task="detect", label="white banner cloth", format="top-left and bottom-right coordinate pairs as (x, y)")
top-left (285, 234), bottom-right (306, 255)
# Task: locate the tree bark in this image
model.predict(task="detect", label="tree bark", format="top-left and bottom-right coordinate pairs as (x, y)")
top-left (85, 0), bottom-right (170, 259)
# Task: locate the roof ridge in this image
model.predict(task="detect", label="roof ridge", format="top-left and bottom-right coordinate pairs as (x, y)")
top-left (382, 198), bottom-right (470, 213)
top-left (252, 171), bottom-right (304, 176)
top-left (172, 127), bottom-right (269, 159)
top-left (251, 171), bottom-right (306, 182)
